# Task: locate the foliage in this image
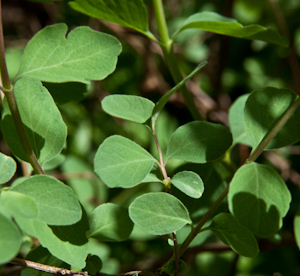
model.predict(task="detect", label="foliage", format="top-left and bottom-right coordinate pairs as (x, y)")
top-left (0, 0), bottom-right (300, 276)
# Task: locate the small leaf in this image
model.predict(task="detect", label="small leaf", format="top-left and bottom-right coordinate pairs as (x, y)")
top-left (173, 11), bottom-right (288, 47)
top-left (102, 95), bottom-right (154, 123)
top-left (88, 203), bottom-right (133, 242)
top-left (295, 206), bottom-right (300, 250)
top-left (69, 0), bottom-right (155, 40)
top-left (33, 209), bottom-right (89, 269)
top-left (1, 78), bottom-right (67, 165)
top-left (244, 87), bottom-right (300, 149)
top-left (209, 213), bottom-right (259, 257)
top-left (129, 192), bottom-right (191, 235)
top-left (166, 122), bottom-right (232, 163)
top-left (171, 171), bottom-right (204, 199)
top-left (0, 152), bottom-right (16, 184)
top-left (16, 23), bottom-right (122, 83)
top-left (228, 94), bottom-right (251, 146)
top-left (21, 246), bottom-right (70, 276)
top-left (84, 255), bottom-right (102, 275)
top-left (94, 135), bottom-right (155, 188)
top-left (1, 191), bottom-right (38, 219)
top-left (0, 213), bottom-right (22, 265)
top-left (10, 175), bottom-right (82, 226)
top-left (228, 163), bottom-right (291, 237)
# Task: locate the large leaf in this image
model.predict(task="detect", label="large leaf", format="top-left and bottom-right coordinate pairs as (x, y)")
top-left (88, 203), bottom-right (133, 242)
top-left (69, 0), bottom-right (155, 40)
top-left (0, 213), bottom-right (22, 265)
top-left (102, 95), bottom-right (154, 123)
top-left (0, 152), bottom-right (16, 184)
top-left (166, 121), bottom-right (232, 163)
top-left (173, 11), bottom-right (288, 47)
top-left (94, 135), bottom-right (156, 188)
top-left (8, 175), bottom-right (82, 226)
top-left (228, 94), bottom-right (251, 146)
top-left (244, 87), bottom-right (300, 149)
top-left (1, 78), bottom-right (67, 165)
top-left (15, 23), bottom-right (121, 83)
top-left (209, 213), bottom-right (259, 257)
top-left (129, 192), bottom-right (191, 235)
top-left (33, 208), bottom-right (89, 269)
top-left (171, 171), bottom-right (204, 199)
top-left (228, 163), bottom-right (291, 237)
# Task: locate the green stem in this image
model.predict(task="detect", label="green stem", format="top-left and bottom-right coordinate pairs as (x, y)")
top-left (247, 96), bottom-right (300, 163)
top-left (152, 0), bottom-right (203, 121)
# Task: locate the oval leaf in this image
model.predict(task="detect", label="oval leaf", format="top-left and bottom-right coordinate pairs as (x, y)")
top-left (89, 203), bottom-right (133, 242)
top-left (1, 191), bottom-right (38, 219)
top-left (0, 213), bottom-right (22, 265)
top-left (174, 11), bottom-right (288, 47)
top-left (16, 23), bottom-right (122, 83)
top-left (171, 171), bottom-right (204, 199)
top-left (129, 192), bottom-right (191, 235)
top-left (1, 78), bottom-right (67, 165)
top-left (294, 206), bottom-right (300, 250)
top-left (228, 163), bottom-right (291, 237)
top-left (244, 87), bottom-right (300, 149)
top-left (10, 175), bottom-right (82, 226)
top-left (102, 95), bottom-right (154, 123)
top-left (209, 213), bottom-right (259, 257)
top-left (94, 135), bottom-right (155, 188)
top-left (0, 152), bottom-right (16, 185)
top-left (166, 121), bottom-right (232, 163)
top-left (69, 0), bottom-right (154, 39)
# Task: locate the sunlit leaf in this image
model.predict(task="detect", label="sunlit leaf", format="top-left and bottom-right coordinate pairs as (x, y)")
top-left (0, 152), bottom-right (16, 185)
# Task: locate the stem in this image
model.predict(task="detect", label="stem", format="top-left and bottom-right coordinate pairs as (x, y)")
top-left (172, 232), bottom-right (179, 276)
top-left (247, 97), bottom-right (300, 163)
top-left (152, 0), bottom-right (203, 121)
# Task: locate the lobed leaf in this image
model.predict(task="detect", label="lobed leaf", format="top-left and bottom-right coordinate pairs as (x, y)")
top-left (1, 78), bottom-right (67, 165)
top-left (0, 213), bottom-right (22, 265)
top-left (0, 152), bottom-right (16, 185)
top-left (228, 94), bottom-right (251, 146)
top-left (209, 213), bottom-right (259, 257)
top-left (88, 203), bottom-right (133, 242)
top-left (171, 171), bottom-right (204, 199)
top-left (15, 23), bottom-right (122, 83)
top-left (68, 0), bottom-right (154, 39)
top-left (166, 121), bottom-right (232, 163)
top-left (94, 135), bottom-right (155, 188)
top-left (228, 163), bottom-right (291, 237)
top-left (244, 87), bottom-right (300, 149)
top-left (9, 175), bottom-right (82, 226)
top-left (129, 192), bottom-right (191, 235)
top-left (173, 11), bottom-right (288, 47)
top-left (102, 95), bottom-right (155, 123)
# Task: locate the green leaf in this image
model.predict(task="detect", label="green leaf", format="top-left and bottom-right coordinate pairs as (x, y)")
top-left (173, 11), bottom-right (288, 47)
top-left (166, 121), bottom-right (232, 163)
top-left (0, 152), bottom-right (16, 184)
top-left (0, 213), bottom-right (22, 265)
top-left (84, 255), bottom-right (102, 275)
top-left (209, 213), bottom-right (259, 257)
top-left (171, 171), bottom-right (204, 199)
top-left (69, 0), bottom-right (155, 40)
top-left (244, 87), bottom-right (300, 149)
top-left (1, 191), bottom-right (38, 219)
top-left (21, 246), bottom-right (70, 276)
top-left (94, 135), bottom-right (155, 188)
top-left (151, 61), bottom-right (207, 128)
top-left (228, 94), bottom-right (252, 146)
top-left (1, 78), bottom-right (67, 165)
top-left (33, 208), bottom-right (89, 269)
top-left (102, 95), bottom-right (155, 123)
top-left (9, 175), bottom-right (82, 226)
top-left (228, 163), bottom-right (291, 237)
top-left (129, 192), bottom-right (191, 235)
top-left (15, 23), bottom-right (122, 83)
top-left (88, 203), bottom-right (133, 242)
top-left (295, 206), bottom-right (300, 250)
